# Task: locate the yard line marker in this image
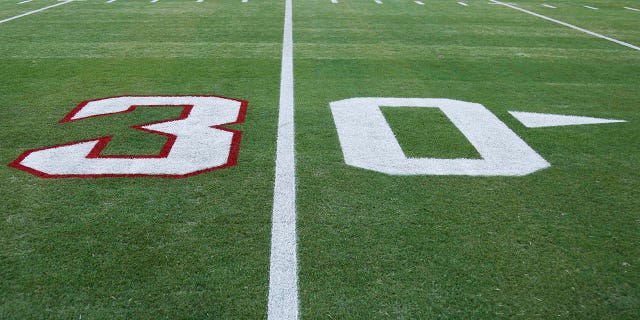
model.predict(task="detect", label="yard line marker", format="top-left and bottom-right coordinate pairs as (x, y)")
top-left (1, 0), bottom-right (73, 25)
top-left (150, 0), bottom-right (158, 3)
top-left (197, 0), bottom-right (203, 3)
top-left (624, 7), bottom-right (640, 12)
top-left (490, 0), bottom-right (640, 51)
top-left (331, 0), bottom-right (338, 3)
top-left (584, 5), bottom-right (598, 10)
top-left (542, 4), bottom-right (556, 9)
top-left (458, 2), bottom-right (469, 6)
top-left (242, 0), bottom-right (248, 3)
top-left (415, 1), bottom-right (425, 5)
top-left (267, 0), bottom-right (298, 317)
top-left (107, 0), bottom-right (116, 3)
top-left (375, 0), bottom-right (383, 4)
top-left (18, 0), bottom-right (33, 4)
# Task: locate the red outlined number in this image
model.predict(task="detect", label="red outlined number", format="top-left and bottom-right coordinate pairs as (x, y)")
top-left (10, 96), bottom-right (247, 178)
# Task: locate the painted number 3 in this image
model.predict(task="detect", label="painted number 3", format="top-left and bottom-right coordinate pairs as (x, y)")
top-left (10, 96), bottom-right (247, 178)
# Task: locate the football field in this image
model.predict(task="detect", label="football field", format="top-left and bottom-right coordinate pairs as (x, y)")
top-left (1, 0), bottom-right (639, 319)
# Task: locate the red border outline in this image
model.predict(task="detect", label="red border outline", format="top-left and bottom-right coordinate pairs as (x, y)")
top-left (9, 95), bottom-right (248, 179)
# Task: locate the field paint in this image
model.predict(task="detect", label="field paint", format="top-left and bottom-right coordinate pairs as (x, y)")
top-left (331, 0), bottom-right (338, 3)
top-left (491, 0), bottom-right (640, 51)
top-left (242, 0), bottom-right (248, 3)
top-left (509, 111), bottom-right (626, 128)
top-left (197, 0), bottom-right (203, 3)
top-left (330, 98), bottom-right (550, 176)
top-left (150, 0), bottom-right (158, 3)
top-left (625, 7), bottom-right (640, 12)
top-left (107, 0), bottom-right (116, 3)
top-left (415, 1), bottom-right (425, 5)
top-left (584, 5), bottom-right (598, 10)
top-left (375, 0), bottom-right (383, 4)
top-left (458, 2), bottom-right (469, 6)
top-left (0, 0), bottom-right (73, 25)
top-left (18, 0), bottom-right (33, 4)
top-left (10, 96), bottom-right (247, 178)
top-left (542, 4), bottom-right (556, 9)
top-left (267, 0), bottom-right (298, 317)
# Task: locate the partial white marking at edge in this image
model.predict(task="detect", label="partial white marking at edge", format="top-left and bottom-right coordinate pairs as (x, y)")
top-left (509, 111), bottom-right (626, 128)
top-left (625, 7), bottom-right (640, 12)
top-left (542, 4), bottom-right (556, 9)
top-left (584, 5), bottom-right (598, 10)
top-left (490, 0), bottom-right (640, 51)
top-left (331, 0), bottom-right (338, 3)
top-left (267, 0), bottom-right (298, 318)
top-left (18, 0), bottom-right (33, 5)
top-left (458, 2), bottom-right (469, 6)
top-left (1, 0), bottom-right (72, 25)
top-left (107, 0), bottom-right (116, 3)
top-left (415, 1), bottom-right (425, 5)
top-left (375, 0), bottom-right (383, 4)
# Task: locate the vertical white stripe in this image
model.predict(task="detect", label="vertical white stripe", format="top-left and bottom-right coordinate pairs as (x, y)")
top-left (1, 0), bottom-right (73, 25)
top-left (267, 0), bottom-right (298, 318)
top-left (490, 0), bottom-right (640, 51)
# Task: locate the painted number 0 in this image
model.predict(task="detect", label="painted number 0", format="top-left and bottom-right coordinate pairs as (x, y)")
top-left (10, 96), bottom-right (247, 178)
top-left (330, 98), bottom-right (550, 176)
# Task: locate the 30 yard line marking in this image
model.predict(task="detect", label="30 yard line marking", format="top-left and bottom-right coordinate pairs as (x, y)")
top-left (625, 6), bottom-right (640, 12)
top-left (1, 0), bottom-right (73, 25)
top-left (267, 0), bottom-right (298, 318)
top-left (491, 0), bottom-right (640, 51)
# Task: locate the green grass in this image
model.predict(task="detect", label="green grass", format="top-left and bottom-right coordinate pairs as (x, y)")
top-left (1, 0), bottom-right (639, 319)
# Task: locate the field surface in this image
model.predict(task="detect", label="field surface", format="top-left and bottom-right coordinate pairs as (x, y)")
top-left (1, 0), bottom-right (638, 319)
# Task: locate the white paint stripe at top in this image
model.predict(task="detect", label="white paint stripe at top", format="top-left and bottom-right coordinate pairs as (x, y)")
top-left (375, 0), bottom-right (383, 4)
top-left (267, 0), bottom-right (298, 318)
top-left (331, 0), bottom-right (338, 3)
top-left (242, 0), bottom-right (248, 3)
top-left (415, 1), bottom-right (425, 5)
top-left (1, 0), bottom-right (73, 25)
top-left (458, 2), bottom-right (469, 6)
top-left (150, 0), bottom-right (159, 3)
top-left (584, 5), bottom-right (598, 10)
top-left (107, 0), bottom-right (116, 3)
top-left (490, 0), bottom-right (640, 51)
top-left (542, 4), bottom-right (557, 8)
top-left (624, 7), bottom-right (640, 12)
top-left (197, 0), bottom-right (203, 3)
top-left (18, 0), bottom-right (33, 4)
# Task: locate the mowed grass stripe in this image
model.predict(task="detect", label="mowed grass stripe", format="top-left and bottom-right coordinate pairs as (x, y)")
top-left (1, 1), bottom-right (284, 318)
top-left (295, 0), bottom-right (638, 318)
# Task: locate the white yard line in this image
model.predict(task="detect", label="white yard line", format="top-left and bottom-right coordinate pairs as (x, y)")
top-left (107, 0), bottom-right (116, 3)
top-left (1, 0), bottom-right (73, 25)
top-left (18, 0), bottom-right (33, 4)
top-left (267, 0), bottom-right (298, 318)
top-left (458, 2), bottom-right (469, 6)
top-left (542, 4), bottom-right (556, 9)
top-left (150, 0), bottom-right (158, 3)
top-left (624, 6), bottom-right (640, 12)
top-left (491, 0), bottom-right (640, 51)
top-left (331, 0), bottom-right (338, 3)
top-left (375, 0), bottom-right (383, 4)
top-left (415, 1), bottom-right (425, 5)
top-left (583, 5), bottom-right (598, 10)
top-left (242, 0), bottom-right (248, 3)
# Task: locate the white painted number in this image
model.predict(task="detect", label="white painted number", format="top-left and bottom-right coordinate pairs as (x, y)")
top-left (330, 98), bottom-right (550, 176)
top-left (10, 96), bottom-right (247, 178)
